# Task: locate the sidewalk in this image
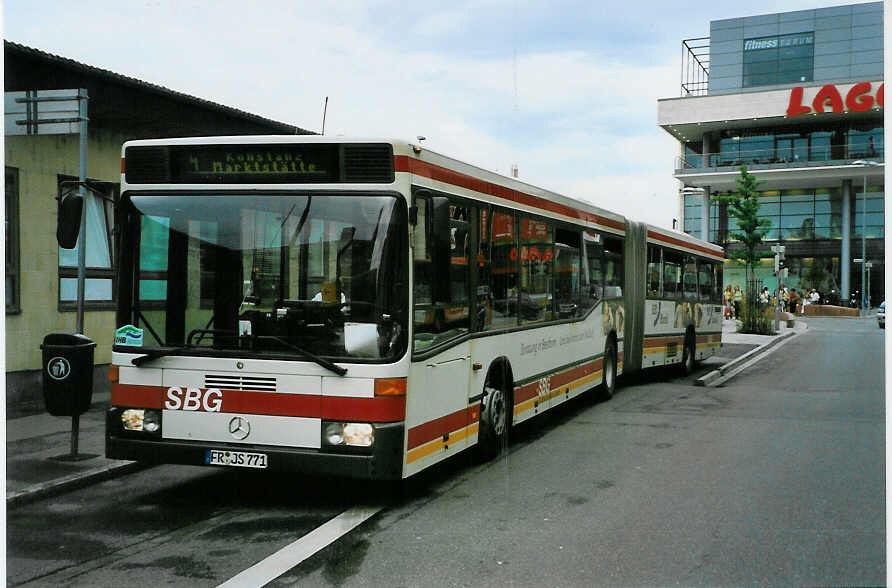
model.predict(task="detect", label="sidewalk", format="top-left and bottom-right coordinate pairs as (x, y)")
top-left (5, 317), bottom-right (810, 507)
top-left (697, 315), bottom-right (809, 386)
top-left (6, 391), bottom-right (142, 507)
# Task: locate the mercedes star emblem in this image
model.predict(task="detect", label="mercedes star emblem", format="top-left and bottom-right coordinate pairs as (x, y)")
top-left (228, 416), bottom-right (251, 440)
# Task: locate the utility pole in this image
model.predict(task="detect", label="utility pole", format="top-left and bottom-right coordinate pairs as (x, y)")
top-left (771, 245), bottom-right (785, 332)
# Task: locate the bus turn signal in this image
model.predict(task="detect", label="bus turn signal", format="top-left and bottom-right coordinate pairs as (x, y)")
top-left (374, 377), bottom-right (406, 396)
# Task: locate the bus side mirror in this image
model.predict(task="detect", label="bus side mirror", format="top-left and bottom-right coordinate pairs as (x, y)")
top-left (57, 192), bottom-right (83, 249)
top-left (429, 196), bottom-right (452, 304)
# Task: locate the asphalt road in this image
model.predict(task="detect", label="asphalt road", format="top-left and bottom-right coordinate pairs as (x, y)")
top-left (7, 317), bottom-right (885, 586)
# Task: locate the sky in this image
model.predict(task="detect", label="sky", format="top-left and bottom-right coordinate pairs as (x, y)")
top-left (3, 0), bottom-right (873, 230)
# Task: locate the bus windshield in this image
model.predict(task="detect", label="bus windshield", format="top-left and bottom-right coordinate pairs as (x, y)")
top-left (122, 192), bottom-right (408, 361)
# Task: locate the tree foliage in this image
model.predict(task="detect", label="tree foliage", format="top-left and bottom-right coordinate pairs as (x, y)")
top-left (714, 165), bottom-right (774, 334)
top-left (714, 165), bottom-right (770, 269)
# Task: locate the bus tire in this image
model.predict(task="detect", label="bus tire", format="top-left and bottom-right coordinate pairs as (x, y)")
top-left (597, 337), bottom-right (617, 401)
top-left (477, 374), bottom-right (510, 461)
top-left (680, 331), bottom-right (696, 376)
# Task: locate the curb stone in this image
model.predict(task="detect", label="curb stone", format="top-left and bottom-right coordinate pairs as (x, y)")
top-left (695, 326), bottom-right (805, 387)
top-left (7, 461), bottom-right (145, 508)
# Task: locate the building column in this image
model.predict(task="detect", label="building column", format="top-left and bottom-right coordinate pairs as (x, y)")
top-left (840, 179), bottom-right (851, 301)
top-left (702, 132), bottom-right (713, 168)
top-left (701, 186), bottom-right (710, 242)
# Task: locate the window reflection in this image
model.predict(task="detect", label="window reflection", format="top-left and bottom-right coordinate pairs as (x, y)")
top-left (688, 187), bottom-right (883, 245)
top-left (700, 123), bottom-right (883, 170)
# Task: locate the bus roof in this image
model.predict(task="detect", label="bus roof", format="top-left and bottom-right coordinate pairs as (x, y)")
top-left (122, 135), bottom-right (723, 258)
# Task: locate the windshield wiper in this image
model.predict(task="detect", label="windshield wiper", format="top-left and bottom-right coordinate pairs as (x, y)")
top-left (255, 335), bottom-right (347, 376)
top-left (129, 332), bottom-right (347, 376)
top-left (131, 346), bottom-right (194, 366)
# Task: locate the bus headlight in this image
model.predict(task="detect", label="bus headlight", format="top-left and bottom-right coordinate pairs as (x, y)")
top-left (121, 408), bottom-right (161, 433)
top-left (322, 421), bottom-right (374, 447)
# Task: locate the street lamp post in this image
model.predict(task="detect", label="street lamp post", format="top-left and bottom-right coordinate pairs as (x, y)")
top-left (852, 160), bottom-right (880, 312)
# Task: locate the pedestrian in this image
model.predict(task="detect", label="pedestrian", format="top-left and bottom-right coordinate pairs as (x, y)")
top-left (789, 288), bottom-right (800, 314)
top-left (810, 289), bottom-right (820, 306)
top-left (782, 287), bottom-right (789, 312)
top-left (760, 286), bottom-right (769, 306)
top-left (732, 284), bottom-right (742, 319)
top-left (723, 285), bottom-right (733, 319)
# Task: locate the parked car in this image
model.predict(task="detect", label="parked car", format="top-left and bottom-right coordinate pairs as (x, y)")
top-left (878, 301), bottom-right (885, 329)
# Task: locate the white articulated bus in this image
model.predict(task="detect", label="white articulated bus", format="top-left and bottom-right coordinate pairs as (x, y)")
top-left (103, 137), bottom-right (724, 479)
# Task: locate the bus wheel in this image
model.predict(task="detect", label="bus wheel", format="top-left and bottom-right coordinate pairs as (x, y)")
top-left (680, 332), bottom-right (696, 376)
top-left (477, 382), bottom-right (509, 461)
top-left (597, 338), bottom-right (617, 401)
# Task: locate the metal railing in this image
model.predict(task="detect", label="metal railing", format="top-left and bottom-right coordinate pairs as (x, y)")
top-left (681, 37), bottom-right (709, 97)
top-left (678, 143), bottom-right (884, 170)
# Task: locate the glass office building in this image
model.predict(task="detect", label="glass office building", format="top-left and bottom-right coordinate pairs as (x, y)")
top-left (658, 2), bottom-right (883, 306)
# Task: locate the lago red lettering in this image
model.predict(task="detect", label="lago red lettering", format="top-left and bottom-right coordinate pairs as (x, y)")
top-left (786, 86), bottom-right (811, 117)
top-left (787, 82), bottom-right (884, 118)
top-left (813, 84), bottom-right (844, 114)
top-left (845, 82), bottom-right (874, 112)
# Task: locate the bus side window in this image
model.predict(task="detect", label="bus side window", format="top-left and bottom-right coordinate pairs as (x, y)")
top-left (713, 263), bottom-right (723, 304)
top-left (647, 245), bottom-right (661, 298)
top-left (411, 192), bottom-right (470, 351)
top-left (487, 209), bottom-right (518, 330)
top-left (582, 231), bottom-right (603, 305)
top-left (603, 237), bottom-right (623, 298)
top-left (683, 255), bottom-right (698, 301)
top-left (518, 215), bottom-right (553, 325)
top-left (475, 204), bottom-right (491, 331)
top-left (554, 227), bottom-right (582, 319)
top-left (697, 259), bottom-right (714, 302)
top-left (663, 251), bottom-right (682, 299)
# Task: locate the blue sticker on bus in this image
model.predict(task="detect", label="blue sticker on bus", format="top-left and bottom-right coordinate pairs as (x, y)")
top-left (115, 325), bottom-right (144, 346)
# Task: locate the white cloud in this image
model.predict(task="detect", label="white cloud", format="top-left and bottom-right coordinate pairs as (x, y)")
top-left (7, 0), bottom-right (844, 233)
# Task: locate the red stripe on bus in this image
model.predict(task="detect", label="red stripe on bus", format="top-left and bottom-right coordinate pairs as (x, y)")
top-left (112, 383), bottom-right (163, 408)
top-left (407, 405), bottom-right (480, 450)
top-left (513, 356), bottom-right (603, 405)
top-left (549, 358), bottom-right (602, 389)
top-left (643, 336), bottom-right (684, 348)
top-left (321, 396), bottom-right (406, 422)
top-left (514, 381), bottom-right (540, 404)
top-left (395, 155), bottom-right (625, 232)
top-left (112, 384), bottom-right (404, 422)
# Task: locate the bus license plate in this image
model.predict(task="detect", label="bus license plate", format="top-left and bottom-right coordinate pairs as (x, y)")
top-left (205, 449), bottom-right (268, 469)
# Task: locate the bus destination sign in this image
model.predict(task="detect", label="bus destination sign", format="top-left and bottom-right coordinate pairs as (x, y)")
top-left (171, 144), bottom-right (338, 183)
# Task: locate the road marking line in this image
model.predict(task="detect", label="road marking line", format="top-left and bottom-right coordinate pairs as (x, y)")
top-left (217, 505), bottom-right (383, 588)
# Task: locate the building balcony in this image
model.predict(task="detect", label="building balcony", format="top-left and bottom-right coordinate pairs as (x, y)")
top-left (675, 144), bottom-right (884, 191)
top-left (678, 143), bottom-right (883, 171)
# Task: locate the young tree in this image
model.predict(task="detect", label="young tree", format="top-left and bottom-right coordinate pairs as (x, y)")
top-left (714, 165), bottom-right (772, 333)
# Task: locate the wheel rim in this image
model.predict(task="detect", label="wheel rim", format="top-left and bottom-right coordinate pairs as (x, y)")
top-left (485, 386), bottom-right (506, 436)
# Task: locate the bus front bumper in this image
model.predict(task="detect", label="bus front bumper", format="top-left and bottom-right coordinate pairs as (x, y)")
top-left (106, 414), bottom-right (405, 480)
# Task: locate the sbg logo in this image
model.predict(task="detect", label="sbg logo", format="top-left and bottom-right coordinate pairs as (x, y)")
top-left (164, 387), bottom-right (223, 412)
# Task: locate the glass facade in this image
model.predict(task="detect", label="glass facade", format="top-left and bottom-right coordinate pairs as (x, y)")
top-left (684, 186), bottom-right (885, 305)
top-left (685, 187), bottom-right (884, 244)
top-left (682, 194), bottom-right (718, 241)
top-left (742, 32), bottom-right (814, 88)
top-left (682, 123), bottom-right (883, 169)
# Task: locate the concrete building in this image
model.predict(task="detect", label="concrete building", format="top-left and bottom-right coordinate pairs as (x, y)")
top-left (4, 41), bottom-right (312, 410)
top-left (657, 2), bottom-right (883, 306)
